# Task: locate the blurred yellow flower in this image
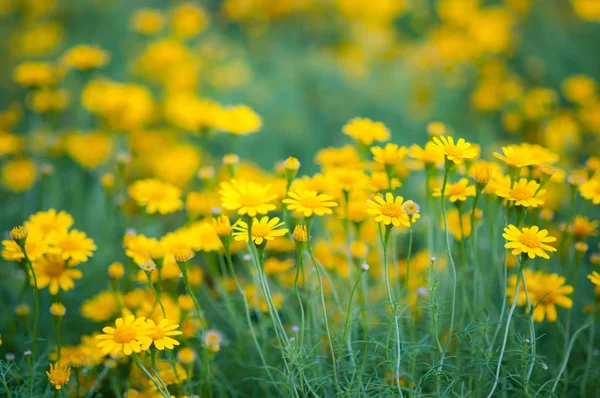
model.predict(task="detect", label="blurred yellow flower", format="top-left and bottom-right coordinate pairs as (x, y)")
top-left (61, 45), bottom-right (109, 71)
top-left (343, 118), bottom-right (390, 146)
top-left (1, 158), bottom-right (37, 192)
top-left (129, 179), bottom-right (184, 215)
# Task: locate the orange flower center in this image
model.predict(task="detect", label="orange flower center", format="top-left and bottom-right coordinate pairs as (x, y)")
top-left (298, 195), bottom-right (323, 209)
top-left (59, 237), bottom-right (80, 252)
top-left (519, 232), bottom-right (541, 248)
top-left (381, 202), bottom-right (403, 218)
top-left (444, 145), bottom-right (462, 159)
top-left (511, 186), bottom-right (532, 201)
top-left (252, 224), bottom-right (270, 238)
top-left (43, 258), bottom-right (66, 277)
top-left (149, 326), bottom-right (165, 340)
top-left (113, 325), bottom-right (138, 343)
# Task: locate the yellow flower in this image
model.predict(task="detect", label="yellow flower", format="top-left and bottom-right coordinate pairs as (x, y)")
top-left (495, 177), bottom-right (545, 207)
top-left (1, 158), bottom-right (37, 192)
top-left (503, 225), bottom-right (557, 260)
top-left (410, 142), bottom-right (445, 166)
top-left (108, 262), bottom-right (125, 279)
top-left (588, 271), bottom-right (600, 286)
top-left (10, 226), bottom-right (28, 241)
top-left (283, 156), bottom-right (301, 171)
top-left (48, 229), bottom-right (96, 264)
top-left (233, 216), bottom-right (288, 245)
top-left (172, 3), bottom-right (209, 39)
top-left (213, 215), bottom-right (232, 237)
top-left (431, 136), bottom-right (478, 165)
top-left (65, 132), bottom-right (112, 170)
top-left (29, 88), bottom-right (69, 113)
top-left (580, 177), bottom-right (600, 205)
top-left (562, 75), bottom-right (597, 105)
top-left (124, 234), bottom-right (163, 265)
top-left (569, 216), bottom-right (598, 240)
top-left (371, 143), bottom-right (409, 166)
top-left (13, 62), bottom-right (58, 87)
top-left (2, 226), bottom-right (49, 262)
top-left (96, 316), bottom-right (152, 356)
top-left (177, 347), bottom-right (196, 364)
top-left (61, 45), bottom-right (109, 71)
top-left (293, 225), bottom-right (308, 242)
top-left (433, 178), bottom-right (476, 202)
top-left (366, 193), bottom-right (414, 227)
top-left (493, 145), bottom-right (538, 168)
top-left (26, 209), bottom-right (73, 235)
top-left (131, 9), bottom-right (164, 35)
top-left (32, 254), bottom-right (83, 295)
top-left (81, 291), bottom-right (119, 322)
top-left (215, 105), bottom-right (262, 135)
top-left (172, 244), bottom-right (194, 262)
top-left (46, 362), bottom-right (70, 390)
top-left (0, 131), bottom-right (24, 156)
top-left (283, 190), bottom-right (338, 217)
top-left (50, 302), bottom-right (66, 317)
top-left (219, 179), bottom-right (278, 217)
top-left (343, 117), bottom-right (390, 146)
top-left (129, 179), bottom-right (184, 215)
top-left (144, 319), bottom-right (183, 350)
top-left (507, 269), bottom-right (573, 322)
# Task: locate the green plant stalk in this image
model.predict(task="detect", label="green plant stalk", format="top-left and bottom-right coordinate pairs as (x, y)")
top-left (339, 267), bottom-right (365, 359)
top-left (559, 188), bottom-right (576, 265)
top-left (439, 165), bottom-right (458, 367)
top-left (550, 322), bottom-right (591, 394)
top-left (54, 318), bottom-right (62, 361)
top-left (223, 242), bottom-right (277, 387)
top-left (521, 271), bottom-right (535, 396)
top-left (382, 226), bottom-right (404, 397)
top-left (404, 224), bottom-right (413, 291)
top-left (132, 353), bottom-right (169, 398)
top-left (581, 312), bottom-right (596, 396)
top-left (294, 247), bottom-right (307, 350)
top-left (469, 189), bottom-right (481, 309)
top-left (306, 217), bottom-right (340, 393)
top-left (74, 368), bottom-right (80, 398)
top-left (487, 256), bottom-right (527, 398)
top-left (146, 272), bottom-right (166, 319)
top-left (489, 204), bottom-right (511, 351)
top-left (150, 349), bottom-right (170, 396)
top-left (19, 246), bottom-right (39, 356)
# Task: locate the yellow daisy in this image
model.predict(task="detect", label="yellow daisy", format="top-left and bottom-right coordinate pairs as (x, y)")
top-left (432, 178), bottom-right (476, 202)
top-left (495, 177), bottom-right (545, 207)
top-left (233, 216), bottom-right (289, 245)
top-left (342, 117), bottom-right (390, 146)
top-left (366, 193), bottom-right (416, 227)
top-left (96, 316), bottom-right (152, 356)
top-left (219, 179), bottom-right (278, 217)
top-left (2, 225), bottom-right (49, 262)
top-left (46, 362), bottom-right (70, 390)
top-left (431, 136), bottom-right (478, 165)
top-left (588, 271), bottom-right (600, 286)
top-left (282, 190), bottom-right (338, 217)
top-left (129, 178), bottom-right (184, 215)
top-left (26, 209), bottom-right (73, 235)
top-left (32, 254), bottom-right (83, 295)
top-left (144, 319), bottom-right (183, 350)
top-left (502, 225), bottom-right (557, 259)
top-left (371, 143), bottom-right (409, 166)
top-left (493, 145), bottom-right (538, 168)
top-left (48, 229), bottom-right (96, 264)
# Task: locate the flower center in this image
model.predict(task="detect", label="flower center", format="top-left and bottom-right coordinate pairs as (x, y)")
top-left (43, 258), bottom-right (65, 277)
top-left (511, 186), bottom-right (531, 201)
top-left (149, 327), bottom-right (164, 340)
top-left (113, 325), bottom-right (138, 343)
top-left (59, 237), bottom-right (80, 252)
top-left (445, 145), bottom-right (462, 158)
top-left (519, 232), bottom-right (540, 248)
top-left (381, 203), bottom-right (403, 218)
top-left (298, 196), bottom-right (322, 209)
top-left (51, 369), bottom-right (68, 382)
top-left (252, 224), bottom-right (270, 238)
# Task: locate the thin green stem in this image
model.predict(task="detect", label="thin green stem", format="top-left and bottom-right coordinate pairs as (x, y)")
top-left (132, 353), bottom-right (169, 398)
top-left (20, 249), bottom-right (39, 356)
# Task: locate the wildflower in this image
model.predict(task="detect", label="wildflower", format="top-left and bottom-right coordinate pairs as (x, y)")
top-left (496, 178), bottom-right (545, 207)
top-left (431, 136), bottom-right (478, 165)
top-left (173, 244), bottom-right (194, 263)
top-left (493, 145), bottom-right (537, 168)
top-left (96, 316), bottom-right (152, 356)
top-left (177, 347), bottom-right (196, 364)
top-left (433, 178), bottom-right (476, 202)
top-left (2, 226), bottom-right (48, 262)
top-left (33, 255), bottom-right (83, 295)
top-left (46, 362), bottom-right (70, 390)
top-left (131, 9), bottom-right (164, 35)
top-left (342, 118), bottom-right (390, 146)
top-left (50, 302), bottom-right (66, 317)
top-left (144, 319), bottom-right (183, 350)
top-left (361, 263), bottom-right (370, 271)
top-left (567, 174), bottom-right (585, 186)
top-left (212, 215), bottom-right (232, 237)
top-left (108, 262), bottom-right (125, 279)
top-left (283, 156), bottom-right (301, 171)
top-left (569, 216), bottom-right (598, 240)
top-left (580, 178), bottom-right (600, 204)
top-left (471, 162), bottom-right (493, 185)
top-left (507, 269), bottom-right (573, 322)
top-left (219, 179), bottom-right (278, 217)
top-left (403, 201), bottom-right (420, 221)
top-left (129, 179), bottom-right (184, 215)
top-left (410, 142), bottom-right (444, 166)
top-left (223, 154), bottom-right (240, 166)
top-left (589, 271), bottom-right (600, 286)
top-left (140, 261), bottom-right (157, 273)
top-left (48, 229), bottom-right (96, 264)
top-left (65, 132), bottom-right (112, 170)
top-left (101, 173), bottom-right (115, 190)
top-left (215, 105), bottom-right (262, 135)
top-left (293, 225), bottom-right (308, 242)
top-left (26, 209), bottom-right (73, 235)
top-left (350, 241), bottom-right (368, 259)
top-left (10, 226), bottom-right (28, 243)
top-left (13, 62), bottom-right (57, 87)
top-left (366, 193), bottom-right (413, 227)
top-left (178, 295), bottom-right (195, 311)
top-left (16, 304), bottom-right (31, 317)
top-left (575, 242), bottom-right (589, 253)
top-left (427, 122), bottom-right (447, 136)
top-left (283, 190), bottom-right (338, 217)
top-left (503, 225), bottom-right (557, 259)
top-left (198, 166), bottom-right (215, 181)
top-left (1, 158), bottom-right (37, 192)
top-left (61, 45), bottom-right (109, 71)
top-left (371, 143), bottom-right (409, 166)
top-left (204, 330), bottom-right (224, 352)
top-left (172, 3), bottom-right (209, 39)
top-left (233, 216), bottom-right (288, 245)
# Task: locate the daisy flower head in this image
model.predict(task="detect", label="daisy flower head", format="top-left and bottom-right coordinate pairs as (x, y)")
top-left (48, 229), bottom-right (96, 264)
top-left (493, 145), bottom-right (538, 168)
top-left (282, 190), bottom-right (338, 218)
top-left (580, 177), bottom-right (600, 205)
top-left (46, 362), bottom-right (70, 390)
top-left (503, 225), bottom-right (557, 260)
top-left (366, 193), bottom-right (412, 228)
top-left (432, 178), bottom-right (476, 202)
top-left (144, 319), bottom-right (183, 350)
top-left (495, 178), bottom-right (545, 207)
top-left (96, 316), bottom-right (152, 356)
top-left (10, 225), bottom-right (28, 242)
top-left (2, 225), bottom-right (49, 262)
top-left (342, 117), bottom-right (390, 146)
top-left (26, 209), bottom-right (73, 235)
top-left (219, 179), bottom-right (278, 217)
top-left (232, 216), bottom-right (288, 245)
top-left (431, 136), bottom-right (478, 166)
top-left (589, 271), bottom-right (600, 286)
top-left (204, 329), bottom-right (224, 352)
top-left (32, 254), bottom-right (83, 295)
top-left (371, 143), bottom-right (409, 166)
top-left (128, 178), bottom-right (184, 215)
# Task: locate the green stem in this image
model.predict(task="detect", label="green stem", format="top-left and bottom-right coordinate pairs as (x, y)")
top-left (339, 268), bottom-right (365, 358)
top-left (551, 322), bottom-right (591, 394)
top-left (20, 249), bottom-right (39, 356)
top-left (294, 248), bottom-right (307, 350)
top-left (150, 349), bottom-right (170, 395)
top-left (132, 353), bottom-right (169, 398)
top-left (146, 272), bottom-right (166, 319)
